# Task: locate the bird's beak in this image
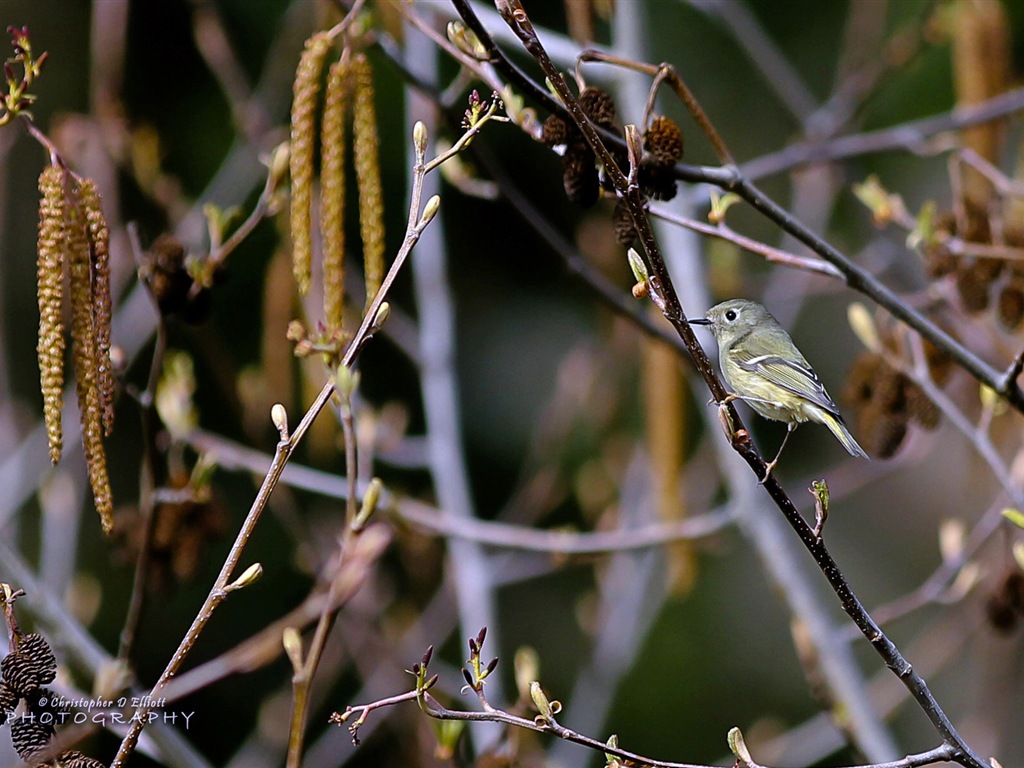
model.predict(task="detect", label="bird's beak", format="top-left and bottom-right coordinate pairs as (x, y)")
top-left (688, 317), bottom-right (711, 326)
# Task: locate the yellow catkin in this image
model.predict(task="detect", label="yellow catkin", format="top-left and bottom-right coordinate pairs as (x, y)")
top-left (320, 56), bottom-right (349, 331)
top-left (352, 54), bottom-right (385, 311)
top-left (289, 32), bottom-right (333, 297)
top-left (36, 165), bottom-right (66, 465)
top-left (67, 194), bottom-right (113, 533)
top-left (80, 179), bottom-right (115, 437)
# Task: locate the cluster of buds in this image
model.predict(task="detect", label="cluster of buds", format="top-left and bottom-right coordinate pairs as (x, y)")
top-left (844, 350), bottom-right (944, 459)
top-left (461, 627), bottom-right (499, 695)
top-left (286, 319), bottom-right (350, 370)
top-left (0, 26), bottom-right (46, 126)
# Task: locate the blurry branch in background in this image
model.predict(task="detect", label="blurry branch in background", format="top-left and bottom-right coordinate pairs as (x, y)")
top-left (188, 427), bottom-right (735, 554)
top-left (648, 203), bottom-right (845, 280)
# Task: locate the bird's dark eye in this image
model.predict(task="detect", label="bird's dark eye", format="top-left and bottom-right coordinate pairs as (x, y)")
top-left (724, 309), bottom-right (737, 322)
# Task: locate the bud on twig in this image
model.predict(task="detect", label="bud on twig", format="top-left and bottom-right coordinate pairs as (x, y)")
top-left (271, 403), bottom-right (289, 440)
top-left (847, 302), bottom-right (880, 352)
top-left (419, 195), bottom-right (441, 227)
top-left (627, 248), bottom-right (648, 283)
top-left (282, 627), bottom-right (304, 671)
top-left (530, 681), bottom-right (553, 721)
top-left (728, 726), bottom-right (752, 765)
top-left (810, 479), bottom-right (829, 538)
top-left (226, 562), bottom-right (263, 592)
top-left (413, 121), bottom-right (428, 155)
top-left (352, 477), bottom-right (383, 532)
top-left (370, 302), bottom-right (390, 334)
top-left (624, 124), bottom-right (642, 179)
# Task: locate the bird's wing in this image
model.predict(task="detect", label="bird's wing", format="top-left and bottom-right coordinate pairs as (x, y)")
top-left (731, 349), bottom-right (841, 416)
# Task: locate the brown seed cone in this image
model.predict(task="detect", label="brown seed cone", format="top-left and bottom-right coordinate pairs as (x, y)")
top-left (922, 241), bottom-right (958, 278)
top-left (79, 179), bottom-right (115, 436)
top-left (985, 590), bottom-right (1018, 633)
top-left (28, 687), bottom-right (68, 721)
top-left (903, 378), bottom-right (941, 430)
top-left (18, 634), bottom-right (56, 688)
top-left (562, 145), bottom-right (599, 207)
top-left (10, 712), bottom-right (54, 761)
top-left (923, 338), bottom-right (954, 386)
top-left (289, 31), bottom-right (332, 297)
top-left (321, 57), bottom-right (349, 332)
top-left (857, 399), bottom-right (907, 459)
top-left (1, 652), bottom-right (31, 695)
top-left (998, 283), bottom-right (1024, 332)
top-left (68, 201), bottom-right (114, 534)
top-left (971, 257), bottom-right (1004, 285)
top-left (1005, 570), bottom-right (1024, 613)
top-left (541, 114), bottom-right (569, 146)
top-left (149, 235), bottom-right (192, 317)
top-left (640, 160), bottom-right (678, 201)
top-left (0, 680), bottom-right (16, 720)
top-left (578, 86), bottom-right (616, 128)
top-left (36, 165), bottom-right (67, 465)
top-left (60, 752), bottom-right (108, 768)
top-left (956, 262), bottom-right (991, 313)
top-left (352, 54), bottom-right (386, 312)
top-left (643, 116), bottom-right (684, 165)
top-left (874, 367), bottom-right (908, 414)
top-left (844, 353), bottom-right (883, 406)
top-left (612, 198), bottom-right (637, 245)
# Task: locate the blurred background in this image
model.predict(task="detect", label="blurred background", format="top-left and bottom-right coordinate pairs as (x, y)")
top-left (1, 1), bottom-right (1024, 767)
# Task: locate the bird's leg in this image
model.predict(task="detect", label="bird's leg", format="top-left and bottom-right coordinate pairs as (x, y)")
top-left (760, 422), bottom-right (797, 484)
top-left (707, 392), bottom-right (739, 406)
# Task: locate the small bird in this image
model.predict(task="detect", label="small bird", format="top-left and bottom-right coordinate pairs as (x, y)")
top-left (689, 299), bottom-right (867, 479)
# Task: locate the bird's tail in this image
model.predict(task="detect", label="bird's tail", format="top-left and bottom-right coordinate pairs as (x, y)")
top-left (821, 411), bottom-right (869, 459)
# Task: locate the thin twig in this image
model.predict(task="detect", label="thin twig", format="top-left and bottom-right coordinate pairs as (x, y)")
top-left (188, 427), bottom-right (735, 553)
top-left (576, 49), bottom-right (734, 164)
top-left (648, 204), bottom-right (845, 280)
